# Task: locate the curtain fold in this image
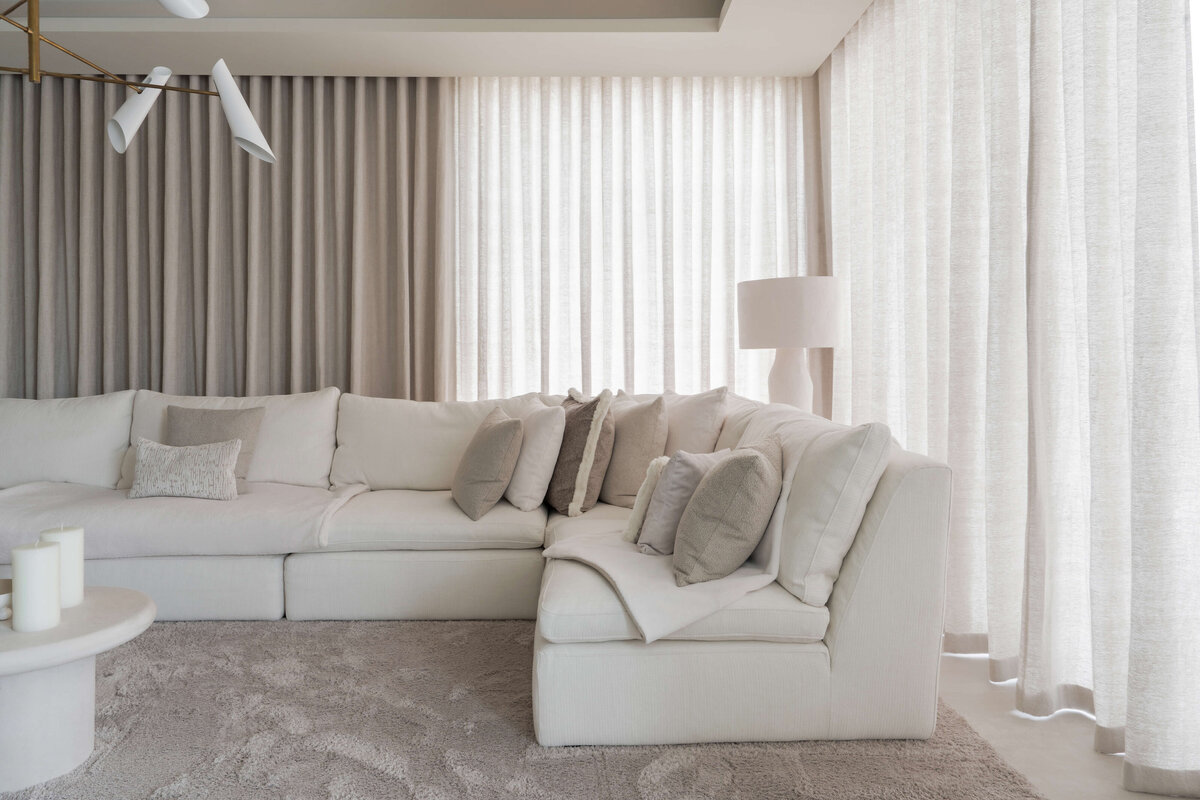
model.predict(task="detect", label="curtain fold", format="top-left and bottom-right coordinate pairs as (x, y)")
top-left (827, 0), bottom-right (1200, 795)
top-left (0, 74), bottom-right (455, 401)
top-left (453, 76), bottom-right (821, 401)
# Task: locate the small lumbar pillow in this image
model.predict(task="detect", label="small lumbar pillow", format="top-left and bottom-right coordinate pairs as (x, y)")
top-left (129, 437), bottom-right (242, 501)
top-left (547, 389), bottom-right (615, 517)
top-left (452, 408), bottom-right (525, 521)
top-left (636, 449), bottom-right (730, 555)
top-left (164, 405), bottom-right (265, 481)
top-left (672, 435), bottom-right (783, 587)
top-left (505, 404), bottom-right (566, 512)
top-left (600, 395), bottom-right (669, 509)
top-left (623, 455), bottom-right (670, 542)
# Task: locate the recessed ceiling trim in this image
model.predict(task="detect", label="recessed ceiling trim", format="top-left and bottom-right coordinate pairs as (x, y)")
top-left (35, 17), bottom-right (722, 34)
top-left (1, 0), bottom-right (873, 78)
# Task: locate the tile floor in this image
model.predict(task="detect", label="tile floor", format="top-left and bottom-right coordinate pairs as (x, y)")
top-left (938, 654), bottom-right (1156, 800)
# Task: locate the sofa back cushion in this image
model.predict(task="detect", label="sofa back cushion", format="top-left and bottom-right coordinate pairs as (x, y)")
top-left (738, 405), bottom-right (892, 607)
top-left (713, 392), bottom-right (764, 451)
top-left (120, 387), bottom-right (340, 489)
top-left (331, 393), bottom-right (542, 490)
top-left (0, 391), bottom-right (135, 489)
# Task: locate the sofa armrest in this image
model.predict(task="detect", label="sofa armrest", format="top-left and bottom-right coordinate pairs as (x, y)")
top-left (823, 446), bottom-right (953, 738)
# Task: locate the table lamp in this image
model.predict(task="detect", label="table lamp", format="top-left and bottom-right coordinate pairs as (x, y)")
top-left (737, 276), bottom-right (842, 412)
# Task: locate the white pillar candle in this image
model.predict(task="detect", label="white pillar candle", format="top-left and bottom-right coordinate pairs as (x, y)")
top-left (39, 526), bottom-right (85, 608)
top-left (11, 541), bottom-right (61, 632)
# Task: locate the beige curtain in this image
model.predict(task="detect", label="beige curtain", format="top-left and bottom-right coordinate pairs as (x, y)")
top-left (826, 0), bottom-right (1200, 795)
top-left (453, 76), bottom-right (823, 402)
top-left (0, 74), bottom-right (455, 401)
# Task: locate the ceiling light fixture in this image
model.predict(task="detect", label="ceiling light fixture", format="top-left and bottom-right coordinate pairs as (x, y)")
top-left (0, 0), bottom-right (275, 163)
top-left (158, 0), bottom-right (209, 19)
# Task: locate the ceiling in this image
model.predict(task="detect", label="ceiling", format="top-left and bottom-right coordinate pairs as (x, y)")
top-left (0, 0), bottom-right (870, 77)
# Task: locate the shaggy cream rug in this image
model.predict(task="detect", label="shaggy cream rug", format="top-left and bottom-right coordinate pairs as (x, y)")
top-left (4, 620), bottom-right (1044, 800)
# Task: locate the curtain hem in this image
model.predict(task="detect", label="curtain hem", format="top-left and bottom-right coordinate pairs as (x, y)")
top-left (1124, 762), bottom-right (1200, 797)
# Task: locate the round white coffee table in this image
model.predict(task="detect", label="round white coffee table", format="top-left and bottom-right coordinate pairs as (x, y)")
top-left (0, 586), bottom-right (155, 792)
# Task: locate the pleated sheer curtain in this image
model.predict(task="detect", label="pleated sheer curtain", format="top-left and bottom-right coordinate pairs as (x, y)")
top-left (825, 0), bottom-right (1200, 794)
top-left (0, 75), bottom-right (455, 401)
top-left (453, 76), bottom-right (824, 401)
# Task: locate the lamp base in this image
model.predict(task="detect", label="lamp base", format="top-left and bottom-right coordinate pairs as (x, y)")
top-left (768, 348), bottom-right (814, 413)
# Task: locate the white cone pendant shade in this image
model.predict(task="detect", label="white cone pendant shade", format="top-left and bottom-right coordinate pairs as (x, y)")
top-left (211, 59), bottom-right (276, 164)
top-left (158, 0), bottom-right (209, 18)
top-left (106, 67), bottom-right (172, 154)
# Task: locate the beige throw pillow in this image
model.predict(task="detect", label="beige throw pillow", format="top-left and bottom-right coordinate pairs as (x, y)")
top-left (164, 405), bottom-right (265, 481)
top-left (129, 438), bottom-right (242, 501)
top-left (623, 455), bottom-right (671, 542)
top-left (617, 387), bottom-right (729, 456)
top-left (672, 436), bottom-right (783, 586)
top-left (547, 390), bottom-right (615, 517)
top-left (451, 408), bottom-right (525, 521)
top-left (636, 449), bottom-right (730, 555)
top-left (600, 395), bottom-right (669, 508)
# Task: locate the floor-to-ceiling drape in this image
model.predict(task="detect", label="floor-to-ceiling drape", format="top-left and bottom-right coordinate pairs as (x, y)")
top-left (453, 76), bottom-right (825, 401)
top-left (826, 0), bottom-right (1200, 794)
top-left (0, 74), bottom-right (455, 400)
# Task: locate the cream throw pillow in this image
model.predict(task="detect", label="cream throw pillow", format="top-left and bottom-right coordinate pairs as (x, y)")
top-left (505, 404), bottom-right (566, 512)
top-left (600, 395), bottom-right (669, 508)
top-left (622, 455), bottom-right (671, 542)
top-left (774, 421), bottom-right (893, 606)
top-left (452, 409), bottom-right (525, 521)
top-left (128, 438), bottom-right (241, 501)
top-left (636, 449), bottom-right (729, 555)
top-left (547, 390), bottom-right (615, 517)
top-left (672, 436), bottom-right (783, 586)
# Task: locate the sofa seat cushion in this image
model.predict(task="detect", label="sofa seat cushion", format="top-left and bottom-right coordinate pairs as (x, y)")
top-left (537, 559), bottom-right (829, 644)
top-left (320, 489), bottom-right (547, 551)
top-left (0, 481), bottom-right (361, 560)
top-left (544, 504), bottom-right (631, 548)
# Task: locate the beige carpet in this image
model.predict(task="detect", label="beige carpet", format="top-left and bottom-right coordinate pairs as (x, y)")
top-left (4, 620), bottom-right (1043, 800)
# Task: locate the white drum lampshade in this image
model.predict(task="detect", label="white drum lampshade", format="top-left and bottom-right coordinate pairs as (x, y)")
top-left (106, 67), bottom-right (172, 154)
top-left (737, 276), bottom-right (842, 411)
top-left (211, 59), bottom-right (277, 164)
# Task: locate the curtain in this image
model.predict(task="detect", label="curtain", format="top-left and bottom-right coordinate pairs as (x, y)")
top-left (453, 76), bottom-right (824, 402)
top-left (826, 0), bottom-right (1200, 795)
top-left (0, 75), bottom-right (456, 401)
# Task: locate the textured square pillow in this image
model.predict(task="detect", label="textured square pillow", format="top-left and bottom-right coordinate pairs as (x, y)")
top-left (129, 438), bottom-right (242, 501)
top-left (164, 405), bottom-right (265, 480)
top-left (617, 386), bottom-right (729, 456)
top-left (452, 408), bottom-right (525, 521)
top-left (600, 395), bottom-right (669, 509)
top-left (672, 435), bottom-right (783, 587)
top-left (505, 404), bottom-right (567, 511)
top-left (636, 449), bottom-right (730, 555)
top-left (622, 455), bottom-right (670, 542)
top-left (547, 389), bottom-right (615, 517)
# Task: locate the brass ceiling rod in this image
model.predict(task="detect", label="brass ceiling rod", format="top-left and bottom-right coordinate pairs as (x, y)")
top-left (0, 64), bottom-right (217, 95)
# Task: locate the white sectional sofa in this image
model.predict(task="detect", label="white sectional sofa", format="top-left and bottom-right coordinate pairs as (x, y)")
top-left (0, 387), bottom-right (952, 746)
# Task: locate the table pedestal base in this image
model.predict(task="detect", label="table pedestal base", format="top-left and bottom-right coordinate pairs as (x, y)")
top-left (0, 656), bottom-right (95, 791)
